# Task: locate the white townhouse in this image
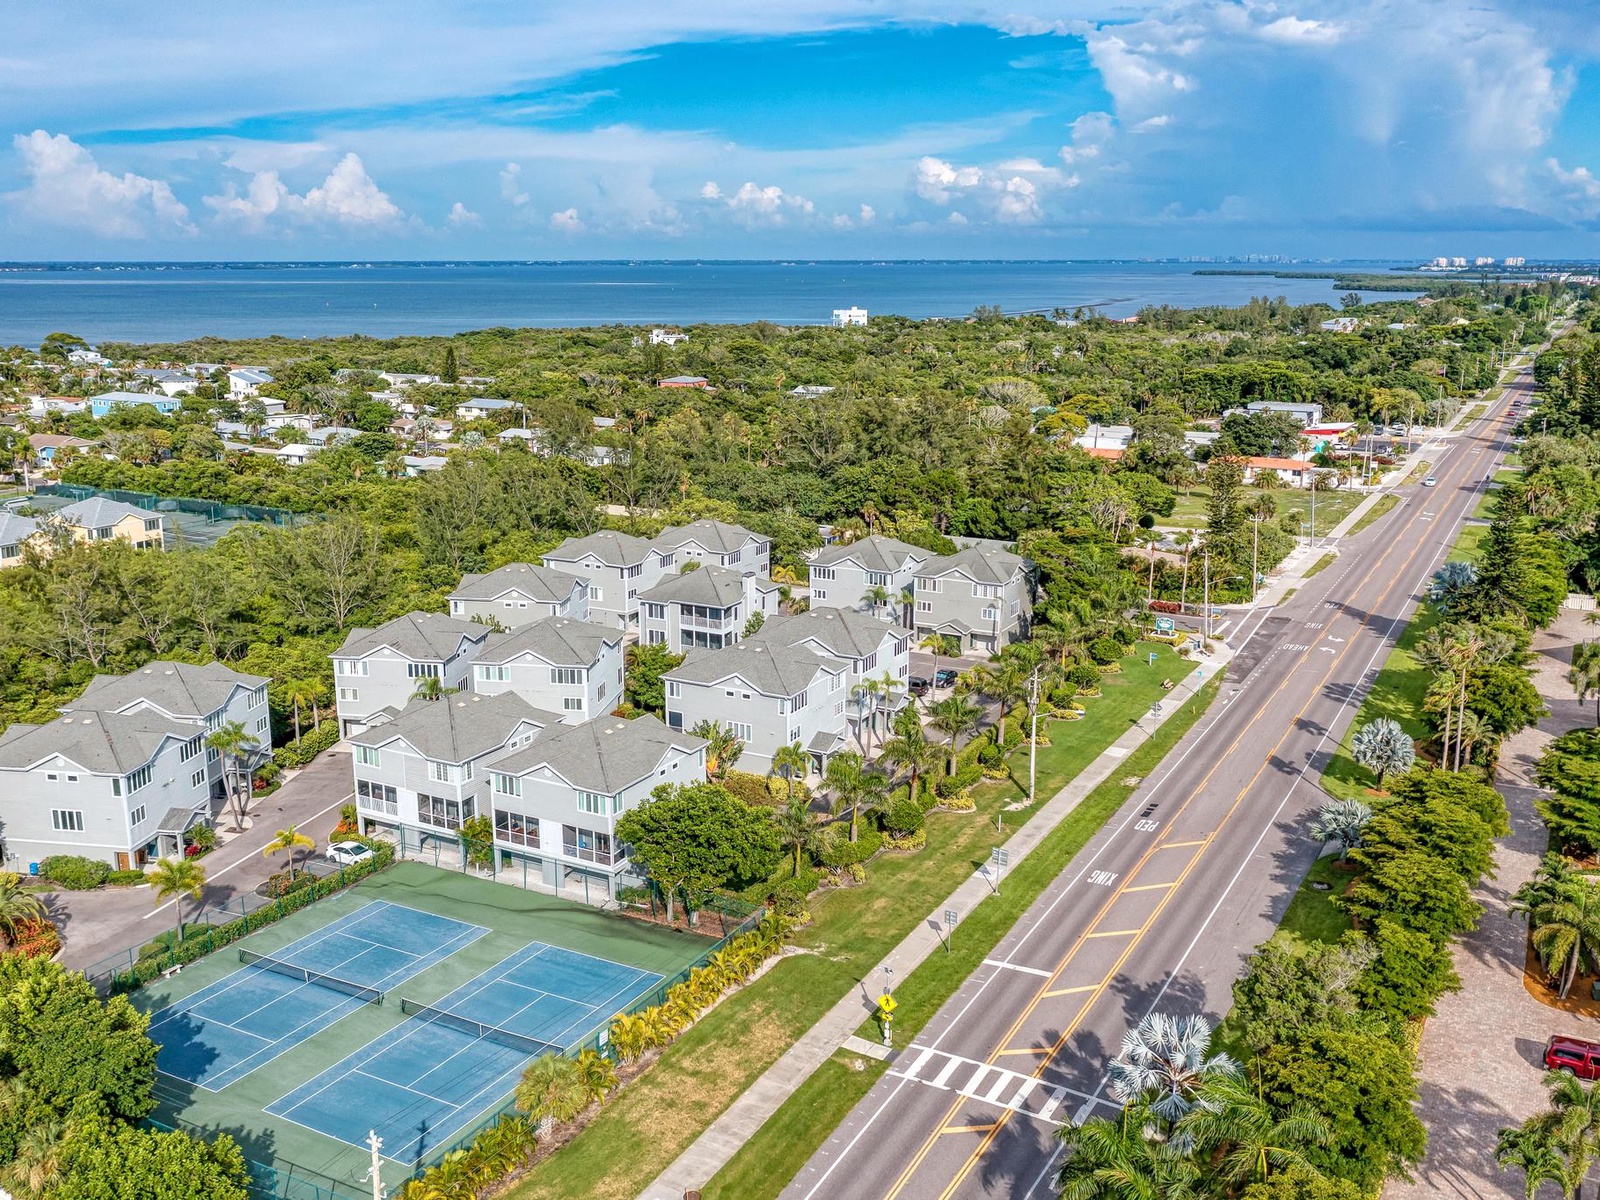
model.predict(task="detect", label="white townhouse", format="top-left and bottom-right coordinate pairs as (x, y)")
top-left (332, 613), bottom-right (490, 736)
top-left (663, 641), bottom-right (849, 776)
top-left (637, 565), bottom-right (782, 651)
top-left (228, 368), bottom-right (273, 397)
top-left (653, 520), bottom-right (770, 578)
top-left (541, 531), bottom-right (676, 631)
top-left (806, 536), bottom-right (928, 624)
top-left (470, 617), bottom-right (623, 724)
top-left (481, 714), bottom-right (706, 900)
top-left (455, 397), bottom-right (519, 422)
top-left (0, 711), bottom-right (213, 872)
top-left (448, 563), bottom-right (590, 629)
top-left (65, 660), bottom-right (273, 797)
top-left (348, 692), bottom-right (559, 846)
top-left (912, 545), bottom-right (1033, 655)
top-left (746, 610), bottom-right (910, 748)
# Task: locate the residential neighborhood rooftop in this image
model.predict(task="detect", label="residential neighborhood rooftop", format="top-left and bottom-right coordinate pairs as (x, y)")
top-left (637, 564), bottom-right (749, 607)
top-left (351, 693), bottom-right (561, 763)
top-left (487, 713), bottom-right (704, 795)
top-left (0, 709), bottom-right (198, 775)
top-left (450, 563), bottom-right (584, 604)
top-left (670, 640), bottom-right (846, 696)
top-left (70, 661), bottom-right (268, 721)
top-left (809, 534), bottom-right (925, 572)
top-left (475, 617), bottom-right (620, 668)
top-left (335, 612), bottom-right (486, 662)
top-left (748, 609), bottom-right (902, 660)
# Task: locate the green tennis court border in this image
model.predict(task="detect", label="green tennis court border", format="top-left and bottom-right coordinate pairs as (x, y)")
top-left (131, 862), bottom-right (719, 1197)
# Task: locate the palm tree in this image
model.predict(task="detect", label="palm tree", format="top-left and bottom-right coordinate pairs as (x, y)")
top-left (1495, 1123), bottom-right (1573, 1200)
top-left (574, 1047), bottom-right (617, 1108)
top-left (880, 716), bottom-right (942, 804)
top-left (1517, 878), bottom-right (1600, 1000)
top-left (823, 751), bottom-right (889, 843)
top-left (1106, 1012), bottom-right (1239, 1122)
top-left (1175, 531), bottom-right (1196, 612)
top-left (1570, 642), bottom-right (1600, 727)
top-left (928, 696), bottom-right (982, 775)
top-left (409, 675), bottom-right (460, 703)
top-left (149, 857), bottom-right (207, 943)
top-left (919, 633), bottom-right (957, 691)
top-left (774, 798), bottom-right (820, 874)
top-left (1055, 1101), bottom-right (1201, 1199)
top-left (851, 676), bottom-right (887, 757)
top-left (1177, 1072), bottom-right (1329, 1187)
top-left (263, 825), bottom-right (316, 879)
top-left (1349, 717), bottom-right (1415, 790)
top-left (970, 657), bottom-right (1030, 747)
top-left (1455, 709), bottom-right (1499, 768)
top-left (285, 678), bottom-right (320, 742)
top-left (2, 1117), bottom-right (67, 1200)
top-left (771, 741), bottom-right (810, 800)
top-left (690, 720), bottom-right (743, 780)
top-left (861, 583), bottom-right (892, 619)
top-left (1308, 797), bottom-right (1372, 863)
top-left (206, 719), bottom-right (261, 831)
top-left (515, 1054), bottom-right (589, 1138)
top-left (0, 875), bottom-right (45, 947)
top-left (1546, 1070), bottom-right (1600, 1197)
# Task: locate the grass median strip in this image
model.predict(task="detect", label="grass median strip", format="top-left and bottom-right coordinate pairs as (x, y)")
top-left (701, 676), bottom-right (1225, 1200)
top-left (498, 648), bottom-right (1195, 1200)
top-left (1347, 494), bottom-right (1399, 537)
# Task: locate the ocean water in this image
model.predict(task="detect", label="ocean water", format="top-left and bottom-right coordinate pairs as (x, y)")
top-left (0, 260), bottom-right (1420, 346)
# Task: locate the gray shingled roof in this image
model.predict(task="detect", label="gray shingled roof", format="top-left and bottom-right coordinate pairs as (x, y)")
top-left (450, 563), bottom-right (585, 605)
top-left (0, 512), bottom-right (39, 548)
top-left (351, 692), bottom-right (560, 763)
top-left (637, 564), bottom-right (747, 607)
top-left (476, 617), bottom-right (619, 668)
top-left (542, 530), bottom-right (657, 568)
top-left (809, 535), bottom-right (926, 573)
top-left (71, 661), bottom-right (268, 721)
top-left (488, 714), bottom-right (703, 794)
top-left (653, 519), bottom-right (761, 556)
top-left (917, 545), bottom-right (1024, 586)
top-left (747, 609), bottom-right (901, 662)
top-left (57, 497), bottom-right (157, 529)
top-left (0, 710), bottom-right (198, 775)
top-left (667, 640), bottom-right (844, 697)
top-left (335, 612), bottom-right (487, 661)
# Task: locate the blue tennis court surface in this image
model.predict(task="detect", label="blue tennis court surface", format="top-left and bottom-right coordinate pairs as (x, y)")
top-left (266, 941), bottom-right (662, 1163)
top-left (151, 901), bottom-right (486, 1091)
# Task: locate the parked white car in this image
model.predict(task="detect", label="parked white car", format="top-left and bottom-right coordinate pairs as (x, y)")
top-left (326, 841), bottom-right (375, 866)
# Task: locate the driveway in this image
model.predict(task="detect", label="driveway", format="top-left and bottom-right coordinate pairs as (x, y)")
top-left (48, 750), bottom-right (356, 972)
top-left (1386, 608), bottom-right (1596, 1200)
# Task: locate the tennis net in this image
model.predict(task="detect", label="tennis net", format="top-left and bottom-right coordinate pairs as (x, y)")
top-left (238, 949), bottom-right (383, 1005)
top-left (398, 998), bottom-right (554, 1057)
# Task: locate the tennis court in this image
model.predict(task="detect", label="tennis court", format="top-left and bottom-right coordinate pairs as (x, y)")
top-left (151, 901), bottom-right (485, 1091)
top-left (265, 941), bottom-right (662, 1164)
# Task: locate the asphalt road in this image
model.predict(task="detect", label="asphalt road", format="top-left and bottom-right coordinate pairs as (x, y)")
top-left (781, 365), bottom-right (1532, 1200)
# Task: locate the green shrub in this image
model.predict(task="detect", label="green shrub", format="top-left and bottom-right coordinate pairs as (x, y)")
top-left (107, 870), bottom-right (148, 886)
top-left (952, 761), bottom-right (984, 790)
top-left (189, 824), bottom-right (217, 851)
top-left (765, 878), bottom-right (813, 920)
top-left (1111, 624), bottom-right (1138, 648)
top-left (818, 827), bottom-right (884, 870)
top-left (721, 770), bottom-right (777, 807)
top-left (934, 774), bottom-right (963, 799)
top-left (977, 740), bottom-right (1002, 767)
top-left (275, 720), bottom-right (339, 769)
top-left (883, 794), bottom-right (926, 837)
top-left (1089, 637), bottom-right (1123, 665)
top-left (1068, 663), bottom-right (1102, 689)
top-left (39, 855), bottom-right (111, 890)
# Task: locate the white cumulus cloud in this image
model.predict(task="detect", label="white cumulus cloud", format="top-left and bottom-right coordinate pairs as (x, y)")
top-left (549, 207), bottom-right (583, 231)
top-left (913, 155), bottom-right (1070, 224)
top-left (204, 153), bottom-right (402, 229)
top-left (500, 163), bottom-right (530, 206)
top-left (9, 130), bottom-right (192, 238)
top-left (701, 180), bottom-right (816, 224)
top-left (447, 201), bottom-right (481, 227)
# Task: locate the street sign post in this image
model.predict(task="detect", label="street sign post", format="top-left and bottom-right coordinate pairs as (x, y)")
top-left (944, 908), bottom-right (957, 953)
top-left (990, 847), bottom-right (1009, 893)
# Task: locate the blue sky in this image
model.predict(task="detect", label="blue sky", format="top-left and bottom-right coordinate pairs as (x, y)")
top-left (2, 1), bottom-right (1598, 259)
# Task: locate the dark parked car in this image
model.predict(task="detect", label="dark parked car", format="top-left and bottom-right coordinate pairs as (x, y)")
top-left (1546, 1035), bottom-right (1600, 1079)
top-left (907, 676), bottom-right (932, 698)
top-left (934, 668), bottom-right (959, 688)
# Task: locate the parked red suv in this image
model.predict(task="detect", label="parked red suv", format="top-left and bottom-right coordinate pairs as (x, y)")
top-left (1545, 1035), bottom-right (1600, 1079)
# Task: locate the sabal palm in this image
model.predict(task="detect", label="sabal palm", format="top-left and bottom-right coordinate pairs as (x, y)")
top-left (824, 751), bottom-right (889, 843)
top-left (1107, 1013), bottom-right (1239, 1122)
top-left (774, 798), bottom-right (820, 873)
top-left (263, 825), bottom-right (315, 878)
top-left (970, 659), bottom-right (1029, 745)
top-left (149, 856), bottom-right (207, 942)
top-left (929, 696), bottom-right (982, 774)
top-left (1176, 1073), bottom-right (1328, 1186)
top-left (516, 1054), bottom-right (589, 1137)
top-left (771, 741), bottom-right (810, 800)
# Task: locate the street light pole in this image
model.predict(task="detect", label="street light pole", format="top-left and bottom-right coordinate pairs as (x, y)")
top-left (1249, 514), bottom-right (1262, 605)
top-left (1202, 550), bottom-right (1211, 641)
top-left (1028, 665), bottom-right (1040, 805)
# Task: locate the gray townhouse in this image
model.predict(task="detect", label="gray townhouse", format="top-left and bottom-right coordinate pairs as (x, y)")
top-left (912, 545), bottom-right (1033, 654)
top-left (541, 531), bottom-right (676, 631)
top-left (349, 692), bottom-right (560, 846)
top-left (806, 535), bottom-right (928, 625)
top-left (332, 613), bottom-right (490, 736)
top-left (469, 617), bottom-right (623, 724)
top-left (481, 714), bottom-right (706, 901)
top-left (746, 610), bottom-right (910, 749)
top-left (638, 565), bottom-right (782, 651)
top-left (447, 563), bottom-right (591, 629)
top-left (66, 660), bottom-right (273, 797)
top-left (0, 512), bottom-right (40, 567)
top-left (0, 710), bottom-right (213, 872)
top-left (663, 641), bottom-right (849, 776)
top-left (653, 520), bottom-right (770, 578)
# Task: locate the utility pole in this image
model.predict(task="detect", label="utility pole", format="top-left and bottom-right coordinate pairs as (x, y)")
top-left (1249, 513), bottom-right (1262, 604)
top-left (1202, 550), bottom-right (1211, 641)
top-left (1028, 665), bottom-right (1040, 805)
top-left (1309, 476), bottom-right (1317, 549)
top-left (363, 1131), bottom-right (384, 1200)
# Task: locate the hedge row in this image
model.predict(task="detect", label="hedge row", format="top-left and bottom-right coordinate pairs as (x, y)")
top-left (274, 719), bottom-right (340, 769)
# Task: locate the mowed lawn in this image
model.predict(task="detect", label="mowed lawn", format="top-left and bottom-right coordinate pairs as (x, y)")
top-left (1166, 484), bottom-right (1367, 534)
top-left (498, 645), bottom-right (1200, 1200)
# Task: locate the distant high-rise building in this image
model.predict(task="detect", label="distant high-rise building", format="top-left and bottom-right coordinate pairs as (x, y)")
top-left (1475, 256), bottom-right (1496, 266)
top-left (1430, 257), bottom-right (1450, 268)
top-left (1449, 257), bottom-right (1468, 268)
top-left (1504, 256), bottom-right (1527, 267)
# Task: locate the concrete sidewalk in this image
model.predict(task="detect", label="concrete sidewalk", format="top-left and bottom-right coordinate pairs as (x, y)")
top-left (640, 643), bottom-right (1233, 1200)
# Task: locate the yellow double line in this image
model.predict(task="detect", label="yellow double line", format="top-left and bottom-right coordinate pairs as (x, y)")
top-left (883, 397), bottom-right (1503, 1200)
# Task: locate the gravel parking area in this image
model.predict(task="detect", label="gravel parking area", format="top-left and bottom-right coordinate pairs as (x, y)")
top-left (1386, 609), bottom-right (1596, 1200)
